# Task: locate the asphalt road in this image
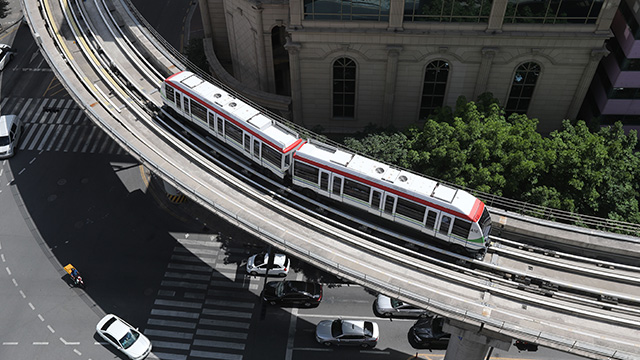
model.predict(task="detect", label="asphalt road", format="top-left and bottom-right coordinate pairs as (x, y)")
top-left (0, 6), bottom-right (591, 360)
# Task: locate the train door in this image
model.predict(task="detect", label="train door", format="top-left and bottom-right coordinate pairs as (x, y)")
top-left (207, 112), bottom-right (216, 134)
top-left (253, 139), bottom-right (260, 163)
top-left (319, 171), bottom-right (329, 194)
top-left (423, 210), bottom-right (438, 236)
top-left (381, 194), bottom-right (396, 221)
top-left (331, 176), bottom-right (343, 201)
top-left (369, 190), bottom-right (383, 216)
top-left (216, 115), bottom-right (224, 140)
top-left (243, 133), bottom-right (251, 154)
top-left (437, 215), bottom-right (453, 244)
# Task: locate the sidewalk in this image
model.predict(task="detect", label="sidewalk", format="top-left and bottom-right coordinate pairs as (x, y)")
top-left (0, 0), bottom-right (24, 44)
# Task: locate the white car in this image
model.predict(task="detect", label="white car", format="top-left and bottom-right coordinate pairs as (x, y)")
top-left (0, 44), bottom-right (15, 71)
top-left (96, 314), bottom-right (152, 360)
top-left (246, 252), bottom-right (289, 276)
top-left (0, 115), bottom-right (22, 159)
top-left (374, 294), bottom-right (431, 318)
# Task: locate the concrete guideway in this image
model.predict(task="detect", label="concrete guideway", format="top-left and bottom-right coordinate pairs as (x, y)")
top-left (19, 0), bottom-right (640, 359)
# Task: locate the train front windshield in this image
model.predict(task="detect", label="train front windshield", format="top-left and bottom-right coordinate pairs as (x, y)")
top-left (480, 208), bottom-right (492, 242)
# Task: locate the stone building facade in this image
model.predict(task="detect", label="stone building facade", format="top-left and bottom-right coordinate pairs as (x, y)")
top-left (198, 0), bottom-right (618, 133)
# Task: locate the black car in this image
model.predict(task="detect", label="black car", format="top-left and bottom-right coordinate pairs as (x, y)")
top-left (262, 280), bottom-right (323, 307)
top-left (408, 316), bottom-right (450, 349)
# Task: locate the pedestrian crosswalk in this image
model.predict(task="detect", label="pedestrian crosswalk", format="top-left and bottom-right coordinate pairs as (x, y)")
top-left (0, 97), bottom-right (128, 155)
top-left (145, 234), bottom-right (262, 360)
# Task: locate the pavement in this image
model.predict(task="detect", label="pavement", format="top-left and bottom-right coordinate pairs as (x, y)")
top-left (0, 0), bottom-right (24, 43)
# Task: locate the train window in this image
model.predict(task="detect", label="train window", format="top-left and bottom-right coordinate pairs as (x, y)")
top-left (439, 215), bottom-right (452, 235)
top-left (320, 173), bottom-right (329, 191)
top-left (452, 219), bottom-right (472, 238)
top-left (183, 96), bottom-right (189, 113)
top-left (253, 140), bottom-right (260, 157)
top-left (285, 154), bottom-right (291, 167)
top-left (343, 179), bottom-right (370, 202)
top-left (225, 120), bottom-right (243, 144)
top-left (262, 145), bottom-right (281, 167)
top-left (217, 115), bottom-right (224, 134)
top-left (165, 85), bottom-right (175, 104)
top-left (332, 177), bottom-right (342, 194)
top-left (396, 198), bottom-right (426, 222)
top-left (371, 191), bottom-right (381, 209)
top-left (294, 161), bottom-right (319, 183)
top-left (425, 210), bottom-right (437, 229)
top-left (190, 100), bottom-right (207, 123)
top-left (177, 94), bottom-right (182, 112)
top-left (208, 112), bottom-right (216, 132)
top-left (383, 195), bottom-right (395, 214)
top-left (244, 134), bottom-right (250, 152)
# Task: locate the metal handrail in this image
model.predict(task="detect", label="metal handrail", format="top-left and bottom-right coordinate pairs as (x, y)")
top-left (120, 0), bottom-right (640, 237)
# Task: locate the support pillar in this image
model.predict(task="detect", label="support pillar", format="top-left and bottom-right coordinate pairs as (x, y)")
top-left (473, 47), bottom-right (498, 100)
top-left (443, 319), bottom-right (512, 360)
top-left (382, 46), bottom-right (402, 126)
top-left (565, 46), bottom-right (609, 120)
top-left (197, 0), bottom-right (212, 38)
top-left (252, 4), bottom-right (269, 92)
top-left (285, 39), bottom-right (303, 125)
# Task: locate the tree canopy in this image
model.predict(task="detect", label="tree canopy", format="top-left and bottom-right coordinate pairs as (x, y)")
top-left (343, 93), bottom-right (640, 224)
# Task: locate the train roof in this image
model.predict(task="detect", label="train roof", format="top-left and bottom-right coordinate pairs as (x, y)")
top-left (295, 140), bottom-right (483, 221)
top-left (165, 71), bottom-right (300, 152)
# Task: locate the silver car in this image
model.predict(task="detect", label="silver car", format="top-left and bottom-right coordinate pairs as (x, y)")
top-left (0, 115), bottom-right (22, 159)
top-left (246, 252), bottom-right (289, 276)
top-left (0, 44), bottom-right (15, 71)
top-left (315, 319), bottom-right (379, 348)
top-left (374, 294), bottom-right (430, 318)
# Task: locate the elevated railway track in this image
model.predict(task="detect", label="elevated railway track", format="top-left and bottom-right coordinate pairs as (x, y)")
top-left (19, 0), bottom-right (640, 358)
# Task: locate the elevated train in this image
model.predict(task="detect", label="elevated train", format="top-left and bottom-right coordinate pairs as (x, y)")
top-left (161, 71), bottom-right (492, 258)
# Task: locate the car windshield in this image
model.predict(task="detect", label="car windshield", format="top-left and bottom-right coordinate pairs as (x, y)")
top-left (363, 321), bottom-right (374, 336)
top-left (390, 298), bottom-right (403, 308)
top-left (0, 135), bottom-right (9, 146)
top-left (254, 253), bottom-right (267, 266)
top-left (119, 330), bottom-right (140, 349)
top-left (275, 281), bottom-right (288, 297)
top-left (331, 320), bottom-right (343, 337)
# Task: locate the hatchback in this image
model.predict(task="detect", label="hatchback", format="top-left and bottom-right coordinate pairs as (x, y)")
top-left (0, 115), bottom-right (22, 159)
top-left (374, 294), bottom-right (431, 318)
top-left (0, 44), bottom-right (15, 71)
top-left (246, 252), bottom-right (289, 277)
top-left (409, 316), bottom-right (450, 349)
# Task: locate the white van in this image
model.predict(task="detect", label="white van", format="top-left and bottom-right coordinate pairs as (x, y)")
top-left (0, 115), bottom-right (23, 158)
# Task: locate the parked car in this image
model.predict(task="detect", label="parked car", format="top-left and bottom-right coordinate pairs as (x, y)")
top-left (96, 314), bottom-right (152, 360)
top-left (0, 115), bottom-right (22, 159)
top-left (408, 316), bottom-right (450, 349)
top-left (262, 280), bottom-right (322, 307)
top-left (0, 44), bottom-right (16, 71)
top-left (246, 252), bottom-right (289, 277)
top-left (374, 294), bottom-right (430, 318)
top-left (315, 319), bottom-right (379, 348)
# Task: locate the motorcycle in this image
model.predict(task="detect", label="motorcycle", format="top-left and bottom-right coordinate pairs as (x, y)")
top-left (64, 264), bottom-right (85, 289)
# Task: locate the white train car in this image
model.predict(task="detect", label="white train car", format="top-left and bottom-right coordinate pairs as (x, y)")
top-left (292, 140), bottom-right (492, 256)
top-left (161, 71), bottom-right (303, 179)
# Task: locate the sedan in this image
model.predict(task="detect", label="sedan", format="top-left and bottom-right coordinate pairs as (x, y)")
top-left (409, 316), bottom-right (450, 349)
top-left (0, 44), bottom-right (15, 71)
top-left (96, 314), bottom-right (152, 360)
top-left (374, 294), bottom-right (431, 318)
top-left (246, 252), bottom-right (289, 276)
top-left (316, 319), bottom-right (379, 348)
top-left (262, 280), bottom-right (322, 307)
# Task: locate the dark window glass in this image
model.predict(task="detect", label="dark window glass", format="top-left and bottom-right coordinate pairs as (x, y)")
top-left (263, 145), bottom-right (282, 167)
top-left (404, 0), bottom-right (492, 22)
top-left (208, 112), bottom-right (216, 132)
top-left (332, 177), bottom-right (342, 194)
top-left (285, 154), bottom-right (291, 167)
top-left (294, 161), bottom-right (319, 184)
top-left (253, 140), bottom-right (260, 157)
top-left (177, 94), bottom-right (182, 111)
top-left (384, 195), bottom-right (395, 214)
top-left (343, 179), bottom-right (370, 202)
top-left (304, 0), bottom-right (390, 21)
top-left (225, 120), bottom-right (243, 145)
top-left (396, 198), bottom-right (426, 222)
top-left (190, 99), bottom-right (207, 122)
top-left (320, 173), bottom-right (329, 191)
top-left (620, 1), bottom-right (640, 40)
top-left (244, 134), bottom-right (250, 152)
top-left (452, 218), bottom-right (472, 238)
top-left (165, 85), bottom-right (175, 103)
top-left (420, 61), bottom-right (449, 119)
top-left (426, 210), bottom-right (437, 229)
top-left (333, 58), bottom-right (356, 119)
top-left (371, 191), bottom-right (381, 209)
top-left (217, 116), bottom-right (224, 134)
top-left (506, 62), bottom-right (540, 115)
top-left (504, 0), bottom-right (603, 24)
top-left (439, 215), bottom-right (452, 234)
top-left (609, 39), bottom-right (640, 71)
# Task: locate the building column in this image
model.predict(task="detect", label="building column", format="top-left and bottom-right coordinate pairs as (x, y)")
top-left (285, 39), bottom-right (303, 125)
top-left (388, 0), bottom-right (404, 31)
top-left (443, 319), bottom-right (512, 360)
top-left (382, 46), bottom-right (402, 126)
top-left (252, 4), bottom-right (269, 92)
top-left (565, 46), bottom-right (609, 120)
top-left (486, 0), bottom-right (508, 32)
top-left (198, 0), bottom-right (212, 38)
top-left (289, 0), bottom-right (302, 28)
top-left (473, 47), bottom-right (498, 100)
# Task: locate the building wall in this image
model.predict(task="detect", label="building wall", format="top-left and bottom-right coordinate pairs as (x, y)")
top-left (212, 0), bottom-right (617, 134)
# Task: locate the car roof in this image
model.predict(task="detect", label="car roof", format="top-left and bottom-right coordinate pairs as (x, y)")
top-left (340, 320), bottom-right (367, 335)
top-left (99, 315), bottom-right (130, 338)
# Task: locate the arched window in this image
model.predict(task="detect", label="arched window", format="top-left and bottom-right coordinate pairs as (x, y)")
top-left (333, 58), bottom-right (356, 118)
top-left (419, 60), bottom-right (449, 119)
top-left (506, 62), bottom-right (541, 115)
